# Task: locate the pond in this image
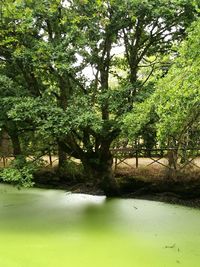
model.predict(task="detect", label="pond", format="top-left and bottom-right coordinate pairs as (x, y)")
top-left (0, 184), bottom-right (200, 267)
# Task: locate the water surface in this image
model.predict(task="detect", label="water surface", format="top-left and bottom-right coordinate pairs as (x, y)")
top-left (0, 184), bottom-right (200, 267)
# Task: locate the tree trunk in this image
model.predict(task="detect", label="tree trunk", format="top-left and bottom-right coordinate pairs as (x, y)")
top-left (167, 146), bottom-right (178, 171)
top-left (58, 144), bottom-right (67, 170)
top-left (82, 150), bottom-right (119, 196)
top-left (9, 132), bottom-right (22, 157)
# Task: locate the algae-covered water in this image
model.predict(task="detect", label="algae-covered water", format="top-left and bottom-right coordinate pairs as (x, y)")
top-left (0, 184), bottom-right (200, 267)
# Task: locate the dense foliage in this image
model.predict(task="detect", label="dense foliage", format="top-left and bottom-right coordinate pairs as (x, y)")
top-left (124, 18), bottom-right (200, 147)
top-left (156, 20), bottom-right (200, 146)
top-left (0, 0), bottom-right (199, 194)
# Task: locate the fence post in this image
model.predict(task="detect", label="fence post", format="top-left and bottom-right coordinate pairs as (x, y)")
top-left (136, 148), bottom-right (139, 168)
top-left (3, 156), bottom-right (6, 167)
top-left (49, 152), bottom-right (53, 167)
top-left (114, 157), bottom-right (117, 171)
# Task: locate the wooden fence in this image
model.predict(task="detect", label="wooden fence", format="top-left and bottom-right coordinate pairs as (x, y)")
top-left (111, 147), bottom-right (200, 171)
top-left (1, 147), bottom-right (200, 171)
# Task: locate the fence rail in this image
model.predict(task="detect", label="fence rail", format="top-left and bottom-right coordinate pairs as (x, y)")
top-left (111, 147), bottom-right (200, 171)
top-left (1, 147), bottom-right (200, 171)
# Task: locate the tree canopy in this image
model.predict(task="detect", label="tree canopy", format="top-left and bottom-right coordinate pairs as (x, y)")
top-left (124, 18), bottom-right (200, 149)
top-left (0, 0), bottom-right (199, 194)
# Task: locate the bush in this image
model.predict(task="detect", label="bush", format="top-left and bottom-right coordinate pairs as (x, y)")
top-left (0, 156), bottom-right (44, 187)
top-left (58, 160), bottom-right (84, 182)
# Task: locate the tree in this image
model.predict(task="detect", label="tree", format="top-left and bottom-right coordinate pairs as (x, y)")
top-left (123, 18), bottom-right (200, 168)
top-left (0, 75), bottom-right (24, 157)
top-left (155, 18), bottom-right (200, 148)
top-left (0, 0), bottom-right (199, 194)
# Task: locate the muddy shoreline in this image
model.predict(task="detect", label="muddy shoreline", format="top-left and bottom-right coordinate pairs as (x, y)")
top-left (33, 173), bottom-right (200, 208)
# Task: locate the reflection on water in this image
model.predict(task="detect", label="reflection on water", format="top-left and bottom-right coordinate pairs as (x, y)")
top-left (0, 184), bottom-right (200, 267)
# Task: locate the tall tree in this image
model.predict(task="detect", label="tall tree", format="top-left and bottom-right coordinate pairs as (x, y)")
top-left (0, 0), bottom-right (199, 194)
top-left (155, 18), bottom-right (200, 148)
top-left (123, 18), bottom-right (200, 167)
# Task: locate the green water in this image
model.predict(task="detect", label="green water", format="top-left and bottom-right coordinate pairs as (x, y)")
top-left (0, 184), bottom-right (200, 267)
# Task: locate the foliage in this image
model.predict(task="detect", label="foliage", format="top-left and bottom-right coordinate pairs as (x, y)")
top-left (155, 18), bottom-right (200, 144)
top-left (59, 160), bottom-right (84, 181)
top-left (0, 0), bottom-right (199, 191)
top-left (0, 157), bottom-right (45, 187)
top-left (123, 100), bottom-right (154, 138)
top-left (123, 18), bottom-right (200, 149)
